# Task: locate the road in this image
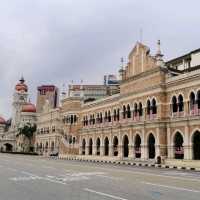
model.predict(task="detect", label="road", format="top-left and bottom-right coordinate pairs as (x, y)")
top-left (0, 154), bottom-right (200, 200)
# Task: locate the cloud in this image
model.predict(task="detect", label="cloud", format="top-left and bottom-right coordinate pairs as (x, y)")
top-left (0, 0), bottom-right (200, 118)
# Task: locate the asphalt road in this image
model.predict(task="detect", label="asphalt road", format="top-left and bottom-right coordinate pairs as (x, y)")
top-left (0, 154), bottom-right (200, 200)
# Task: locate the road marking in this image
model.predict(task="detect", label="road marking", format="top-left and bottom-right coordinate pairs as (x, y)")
top-left (142, 181), bottom-right (200, 193)
top-left (7, 167), bottom-right (17, 172)
top-left (42, 165), bottom-right (56, 169)
top-left (10, 171), bottom-right (108, 185)
top-left (84, 188), bottom-right (128, 200)
top-left (96, 174), bottom-right (123, 180)
top-left (2, 155), bottom-right (200, 184)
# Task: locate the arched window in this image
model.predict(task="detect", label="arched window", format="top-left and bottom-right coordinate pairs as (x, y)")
top-left (174, 132), bottom-right (184, 159)
top-left (147, 100), bottom-right (151, 115)
top-left (172, 96), bottom-right (178, 113)
top-left (89, 138), bottom-right (93, 155)
top-left (148, 134), bottom-right (155, 159)
top-left (193, 131), bottom-right (200, 160)
top-left (51, 141), bottom-right (55, 151)
top-left (45, 142), bottom-right (48, 152)
top-left (96, 138), bottom-right (100, 156)
top-left (123, 105), bottom-right (126, 119)
top-left (108, 110), bottom-right (111, 122)
top-left (100, 113), bottom-right (103, 123)
top-left (134, 103), bottom-right (138, 117)
top-left (197, 91), bottom-right (200, 109)
top-left (123, 135), bottom-right (129, 157)
top-left (152, 99), bottom-right (157, 114)
top-left (96, 113), bottom-right (99, 124)
top-left (85, 116), bottom-right (88, 126)
top-left (113, 109), bottom-right (117, 121)
top-left (127, 104), bottom-right (131, 118)
top-left (82, 139), bottom-right (86, 155)
top-left (113, 136), bottom-right (118, 156)
top-left (70, 115), bottom-right (74, 124)
top-left (104, 111), bottom-right (108, 122)
top-left (178, 95), bottom-right (184, 112)
top-left (117, 108), bottom-right (120, 121)
top-left (135, 134), bottom-right (141, 158)
top-left (89, 115), bottom-right (92, 125)
top-left (74, 115), bottom-right (77, 123)
top-left (139, 102), bottom-right (143, 116)
top-left (92, 114), bottom-right (95, 124)
top-left (190, 92), bottom-right (195, 110)
top-left (104, 137), bottom-right (109, 156)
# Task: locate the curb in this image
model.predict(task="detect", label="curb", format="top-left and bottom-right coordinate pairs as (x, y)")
top-left (49, 156), bottom-right (200, 172)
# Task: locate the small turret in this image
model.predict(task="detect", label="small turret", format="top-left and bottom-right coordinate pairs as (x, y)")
top-left (155, 40), bottom-right (165, 67)
top-left (119, 57), bottom-right (126, 81)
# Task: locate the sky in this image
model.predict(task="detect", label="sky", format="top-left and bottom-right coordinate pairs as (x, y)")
top-left (0, 0), bottom-right (200, 118)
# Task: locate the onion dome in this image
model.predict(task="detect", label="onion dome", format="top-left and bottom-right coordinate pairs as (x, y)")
top-left (0, 116), bottom-right (6, 125)
top-left (22, 102), bottom-right (36, 113)
top-left (15, 76), bottom-right (28, 92)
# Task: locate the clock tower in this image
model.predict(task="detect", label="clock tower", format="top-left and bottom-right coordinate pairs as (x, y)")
top-left (12, 76), bottom-right (28, 129)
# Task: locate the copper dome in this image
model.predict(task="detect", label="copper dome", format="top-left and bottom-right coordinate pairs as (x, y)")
top-left (15, 76), bottom-right (28, 92)
top-left (0, 116), bottom-right (6, 125)
top-left (22, 103), bottom-right (36, 113)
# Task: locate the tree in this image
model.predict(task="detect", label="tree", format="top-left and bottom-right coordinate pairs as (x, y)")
top-left (17, 123), bottom-right (37, 152)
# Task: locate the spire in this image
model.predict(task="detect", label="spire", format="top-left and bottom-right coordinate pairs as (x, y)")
top-left (61, 83), bottom-right (66, 99)
top-left (119, 57), bottom-right (125, 81)
top-left (120, 57), bottom-right (124, 69)
top-left (157, 40), bottom-right (162, 55)
top-left (155, 40), bottom-right (164, 67)
top-left (19, 75), bottom-right (25, 83)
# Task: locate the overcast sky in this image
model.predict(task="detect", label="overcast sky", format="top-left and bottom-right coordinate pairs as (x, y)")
top-left (0, 0), bottom-right (200, 118)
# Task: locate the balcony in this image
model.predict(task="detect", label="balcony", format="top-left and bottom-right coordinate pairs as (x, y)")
top-left (172, 111), bottom-right (184, 118)
top-left (146, 113), bottom-right (157, 120)
top-left (190, 105), bottom-right (200, 116)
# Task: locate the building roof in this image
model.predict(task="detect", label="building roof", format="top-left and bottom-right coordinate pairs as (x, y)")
top-left (166, 48), bottom-right (200, 65)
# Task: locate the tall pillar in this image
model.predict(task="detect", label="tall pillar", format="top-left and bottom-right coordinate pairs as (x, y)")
top-left (79, 146), bottom-right (82, 155)
top-left (118, 145), bottom-right (123, 159)
top-left (184, 125), bottom-right (189, 160)
top-left (93, 145), bottom-right (97, 156)
top-left (86, 146), bottom-right (89, 155)
top-left (155, 127), bottom-right (160, 158)
top-left (109, 145), bottom-right (113, 157)
top-left (141, 128), bottom-right (147, 160)
top-left (100, 146), bottom-right (104, 156)
top-left (167, 126), bottom-right (173, 159)
top-left (128, 144), bottom-right (134, 159)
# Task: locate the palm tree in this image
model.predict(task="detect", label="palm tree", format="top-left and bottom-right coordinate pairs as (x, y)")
top-left (17, 123), bottom-right (37, 152)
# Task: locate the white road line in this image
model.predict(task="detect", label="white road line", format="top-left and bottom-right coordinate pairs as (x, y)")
top-left (96, 174), bottom-right (123, 180)
top-left (56, 163), bottom-right (200, 183)
top-left (2, 156), bottom-right (200, 184)
top-left (41, 165), bottom-right (56, 169)
top-left (7, 167), bottom-right (18, 172)
top-left (84, 188), bottom-right (128, 200)
top-left (21, 171), bottom-right (66, 185)
top-left (142, 181), bottom-right (200, 193)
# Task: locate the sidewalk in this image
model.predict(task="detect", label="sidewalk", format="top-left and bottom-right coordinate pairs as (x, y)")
top-left (56, 154), bottom-right (200, 172)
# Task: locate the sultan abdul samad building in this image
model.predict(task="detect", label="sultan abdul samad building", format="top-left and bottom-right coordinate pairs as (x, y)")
top-left (58, 40), bottom-right (200, 162)
top-left (1, 40), bottom-right (200, 164)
